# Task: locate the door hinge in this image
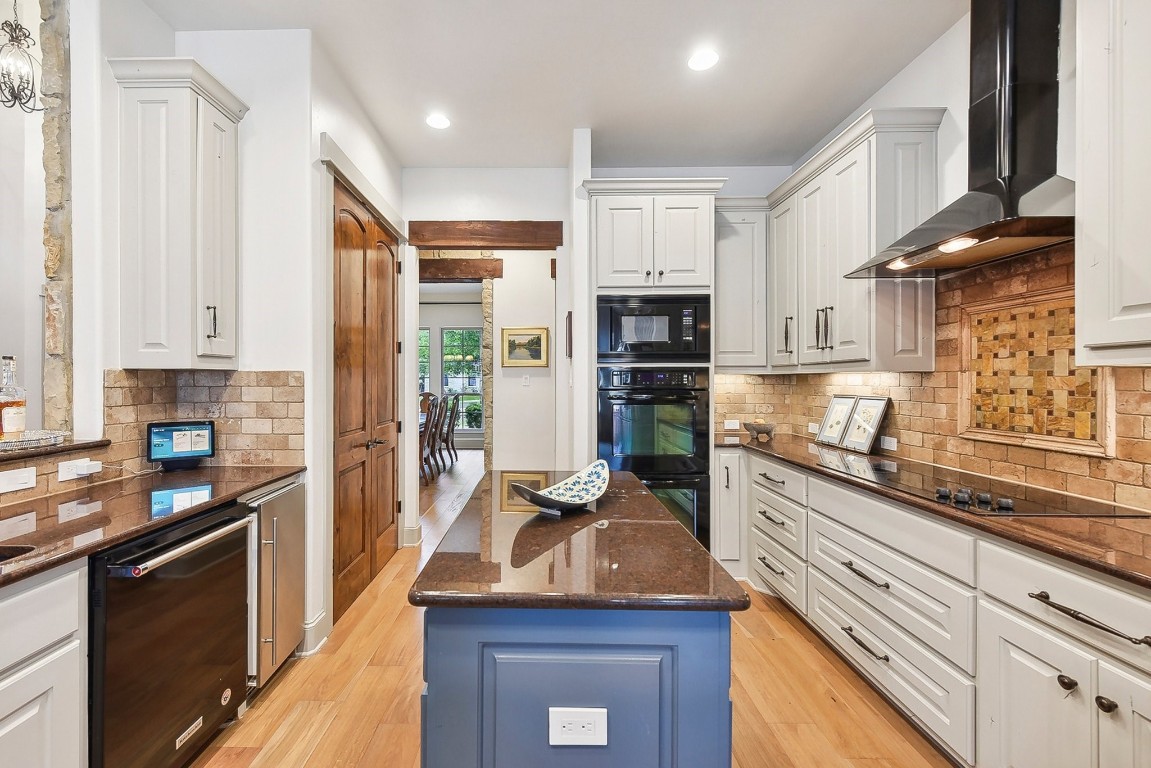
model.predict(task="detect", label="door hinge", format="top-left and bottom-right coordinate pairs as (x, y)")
top-left (398, 421), bottom-right (402, 434)
top-left (397, 499), bottom-right (402, 515)
top-left (397, 261), bottom-right (402, 274)
top-left (397, 341), bottom-right (402, 354)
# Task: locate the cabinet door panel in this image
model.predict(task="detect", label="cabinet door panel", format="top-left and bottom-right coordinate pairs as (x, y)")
top-left (713, 451), bottom-right (743, 563)
top-left (595, 196), bottom-right (654, 289)
top-left (1099, 659), bottom-right (1151, 768)
top-left (1077, 0), bottom-right (1151, 361)
top-left (796, 178), bottom-right (829, 365)
top-left (768, 198), bottom-right (798, 368)
top-left (977, 600), bottom-right (1094, 768)
top-left (654, 195), bottom-right (711, 288)
top-left (827, 140), bottom-right (871, 363)
top-left (0, 640), bottom-right (83, 768)
top-left (196, 98), bottom-right (239, 359)
top-left (715, 209), bottom-right (767, 367)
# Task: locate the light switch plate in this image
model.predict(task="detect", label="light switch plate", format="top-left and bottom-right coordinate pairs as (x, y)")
top-left (723, 419), bottom-right (739, 431)
top-left (808, 422), bottom-right (819, 434)
top-left (880, 436), bottom-right (898, 451)
top-left (0, 467), bottom-right (36, 494)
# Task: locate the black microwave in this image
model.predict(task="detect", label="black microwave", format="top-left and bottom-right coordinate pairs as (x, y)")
top-left (596, 295), bottom-right (710, 362)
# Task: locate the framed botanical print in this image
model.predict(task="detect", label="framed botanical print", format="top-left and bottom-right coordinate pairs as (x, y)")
top-left (841, 396), bottom-right (890, 453)
top-left (816, 396), bottom-right (856, 446)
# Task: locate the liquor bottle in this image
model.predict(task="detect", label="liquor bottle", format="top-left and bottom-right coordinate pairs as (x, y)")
top-left (0, 356), bottom-right (27, 439)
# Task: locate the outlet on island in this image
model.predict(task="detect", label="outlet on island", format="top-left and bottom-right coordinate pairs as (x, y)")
top-left (548, 706), bottom-right (608, 746)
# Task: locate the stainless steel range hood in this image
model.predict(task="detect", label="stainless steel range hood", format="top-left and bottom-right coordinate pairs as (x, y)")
top-left (847, 0), bottom-right (1074, 279)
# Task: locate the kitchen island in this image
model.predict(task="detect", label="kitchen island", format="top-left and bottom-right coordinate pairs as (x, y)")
top-left (409, 469), bottom-right (749, 768)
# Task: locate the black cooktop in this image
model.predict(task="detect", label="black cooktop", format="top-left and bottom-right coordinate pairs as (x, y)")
top-left (810, 444), bottom-right (1151, 518)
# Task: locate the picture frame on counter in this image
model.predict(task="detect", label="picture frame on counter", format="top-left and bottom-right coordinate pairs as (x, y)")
top-left (500, 471), bottom-right (550, 512)
top-left (841, 396), bottom-right (890, 453)
top-left (816, 395), bottom-right (856, 446)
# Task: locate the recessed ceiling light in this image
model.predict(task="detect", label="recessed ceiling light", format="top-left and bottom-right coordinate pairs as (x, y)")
top-left (688, 48), bottom-right (719, 71)
top-left (426, 112), bottom-right (450, 129)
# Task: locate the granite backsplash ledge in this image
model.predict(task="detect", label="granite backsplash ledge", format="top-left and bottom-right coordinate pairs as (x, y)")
top-left (0, 370), bottom-right (304, 504)
top-left (715, 244), bottom-right (1151, 510)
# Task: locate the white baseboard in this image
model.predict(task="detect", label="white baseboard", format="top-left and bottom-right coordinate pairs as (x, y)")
top-left (299, 610), bottom-right (330, 654)
top-left (402, 524), bottom-right (423, 547)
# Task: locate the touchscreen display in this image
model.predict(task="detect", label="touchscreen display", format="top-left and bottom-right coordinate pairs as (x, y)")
top-left (148, 421), bottom-right (215, 463)
top-left (150, 485), bottom-right (214, 519)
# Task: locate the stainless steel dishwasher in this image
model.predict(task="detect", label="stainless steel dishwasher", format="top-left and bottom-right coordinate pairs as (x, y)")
top-left (242, 478), bottom-right (306, 687)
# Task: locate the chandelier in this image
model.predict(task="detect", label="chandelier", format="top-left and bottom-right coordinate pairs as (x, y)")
top-left (0, 0), bottom-right (42, 112)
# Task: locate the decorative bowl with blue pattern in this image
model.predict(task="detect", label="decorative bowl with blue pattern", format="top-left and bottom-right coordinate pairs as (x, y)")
top-left (509, 460), bottom-right (610, 514)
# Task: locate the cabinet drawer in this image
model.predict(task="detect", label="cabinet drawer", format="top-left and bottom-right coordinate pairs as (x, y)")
top-left (749, 526), bottom-right (806, 613)
top-left (809, 478), bottom-right (975, 585)
top-left (750, 484), bottom-right (806, 558)
top-left (808, 512), bottom-right (975, 673)
top-left (808, 571), bottom-right (975, 763)
top-left (0, 565), bottom-right (82, 675)
top-left (980, 541), bottom-right (1151, 675)
top-left (747, 453), bottom-right (807, 505)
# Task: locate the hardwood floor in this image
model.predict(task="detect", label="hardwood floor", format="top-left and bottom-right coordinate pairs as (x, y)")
top-left (192, 450), bottom-right (950, 768)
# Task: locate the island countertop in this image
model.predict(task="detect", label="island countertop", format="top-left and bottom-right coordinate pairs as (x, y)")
top-left (0, 465), bottom-right (304, 587)
top-left (409, 469), bottom-right (751, 611)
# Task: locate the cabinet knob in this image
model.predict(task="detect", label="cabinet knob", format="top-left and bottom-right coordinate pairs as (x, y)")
top-left (1056, 674), bottom-right (1079, 692)
top-left (1095, 695), bottom-right (1119, 714)
top-left (645, 270), bottom-right (652, 278)
top-left (658, 269), bottom-right (664, 278)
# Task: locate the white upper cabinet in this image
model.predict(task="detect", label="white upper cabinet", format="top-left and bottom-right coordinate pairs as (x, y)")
top-left (1076, 0), bottom-right (1151, 365)
top-left (715, 200), bottom-right (768, 368)
top-left (111, 58), bottom-right (248, 370)
top-left (767, 108), bottom-right (942, 373)
top-left (585, 179), bottom-right (725, 292)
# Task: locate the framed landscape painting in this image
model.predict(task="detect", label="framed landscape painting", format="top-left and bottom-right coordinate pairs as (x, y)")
top-left (501, 327), bottom-right (549, 367)
top-left (501, 471), bottom-right (549, 512)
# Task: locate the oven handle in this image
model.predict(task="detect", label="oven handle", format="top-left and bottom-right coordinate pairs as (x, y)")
top-left (641, 478), bottom-right (705, 489)
top-left (107, 517), bottom-right (251, 578)
top-left (606, 394), bottom-right (700, 402)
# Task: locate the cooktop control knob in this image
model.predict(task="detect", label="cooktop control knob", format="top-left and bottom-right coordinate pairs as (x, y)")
top-left (976, 492), bottom-right (993, 505)
top-left (957, 487), bottom-right (973, 497)
top-left (935, 487), bottom-right (952, 499)
top-left (995, 498), bottom-right (1015, 512)
top-left (953, 491), bottom-right (972, 505)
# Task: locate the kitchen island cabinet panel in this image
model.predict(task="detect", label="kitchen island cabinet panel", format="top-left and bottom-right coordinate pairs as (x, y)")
top-left (422, 607), bottom-right (730, 768)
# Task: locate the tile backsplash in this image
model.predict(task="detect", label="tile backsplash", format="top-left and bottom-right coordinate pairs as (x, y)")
top-left (0, 370), bottom-right (304, 504)
top-left (716, 243), bottom-right (1151, 510)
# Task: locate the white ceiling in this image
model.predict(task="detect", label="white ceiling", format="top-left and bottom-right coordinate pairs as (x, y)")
top-left (141, 0), bottom-right (967, 169)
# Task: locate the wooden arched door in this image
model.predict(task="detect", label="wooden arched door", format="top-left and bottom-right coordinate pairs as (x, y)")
top-left (332, 180), bottom-right (399, 622)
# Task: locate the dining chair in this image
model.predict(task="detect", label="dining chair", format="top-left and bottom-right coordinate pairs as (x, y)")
top-left (439, 394), bottom-right (461, 467)
top-left (426, 396), bottom-right (449, 476)
top-left (418, 394), bottom-right (440, 485)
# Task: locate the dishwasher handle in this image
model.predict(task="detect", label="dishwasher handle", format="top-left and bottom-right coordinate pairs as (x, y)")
top-left (107, 517), bottom-right (251, 578)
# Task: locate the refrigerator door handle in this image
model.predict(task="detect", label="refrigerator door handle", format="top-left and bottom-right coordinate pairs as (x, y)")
top-left (261, 517), bottom-right (279, 662)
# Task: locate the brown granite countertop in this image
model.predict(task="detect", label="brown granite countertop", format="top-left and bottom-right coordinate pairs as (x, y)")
top-left (720, 432), bottom-right (1151, 591)
top-left (409, 470), bottom-right (751, 611)
top-left (0, 465), bottom-right (305, 588)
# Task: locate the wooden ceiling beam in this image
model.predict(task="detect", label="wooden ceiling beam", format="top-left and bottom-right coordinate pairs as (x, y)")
top-left (419, 258), bottom-right (504, 283)
top-left (409, 220), bottom-right (563, 251)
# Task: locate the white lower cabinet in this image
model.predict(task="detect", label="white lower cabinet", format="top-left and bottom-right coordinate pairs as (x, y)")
top-left (1099, 659), bottom-right (1151, 768)
top-left (713, 449), bottom-right (745, 574)
top-left (810, 571), bottom-right (975, 763)
top-left (749, 525), bottom-right (806, 612)
top-left (977, 599), bottom-right (1095, 768)
top-left (0, 562), bottom-right (87, 768)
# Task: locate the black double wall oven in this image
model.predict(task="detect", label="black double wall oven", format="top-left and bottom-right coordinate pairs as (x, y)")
top-left (596, 294), bottom-right (711, 548)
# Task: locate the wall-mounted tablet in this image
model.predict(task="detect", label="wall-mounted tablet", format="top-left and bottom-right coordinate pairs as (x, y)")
top-left (147, 421), bottom-right (215, 471)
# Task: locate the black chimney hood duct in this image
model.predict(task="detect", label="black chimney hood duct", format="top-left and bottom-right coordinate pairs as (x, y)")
top-left (847, 0), bottom-right (1073, 279)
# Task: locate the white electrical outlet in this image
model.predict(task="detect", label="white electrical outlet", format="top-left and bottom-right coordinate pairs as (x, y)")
top-left (58, 458), bottom-right (92, 482)
top-left (879, 436), bottom-right (898, 451)
top-left (548, 707), bottom-right (607, 746)
top-left (808, 422), bottom-right (819, 434)
top-left (723, 419), bottom-right (739, 431)
top-left (0, 467), bottom-right (36, 494)
top-left (522, 374), bottom-right (530, 387)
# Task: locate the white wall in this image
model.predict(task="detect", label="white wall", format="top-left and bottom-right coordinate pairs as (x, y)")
top-left (795, 14), bottom-right (971, 207)
top-left (419, 302), bottom-right (484, 449)
top-left (403, 168), bottom-right (569, 471)
top-left (591, 166), bottom-right (792, 198)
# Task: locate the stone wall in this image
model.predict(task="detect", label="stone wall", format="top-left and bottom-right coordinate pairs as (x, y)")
top-left (715, 245), bottom-right (1151, 510)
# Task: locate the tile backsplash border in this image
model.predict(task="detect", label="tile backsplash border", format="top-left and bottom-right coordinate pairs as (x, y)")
top-left (0, 370), bottom-right (304, 505)
top-left (715, 244), bottom-right (1151, 510)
